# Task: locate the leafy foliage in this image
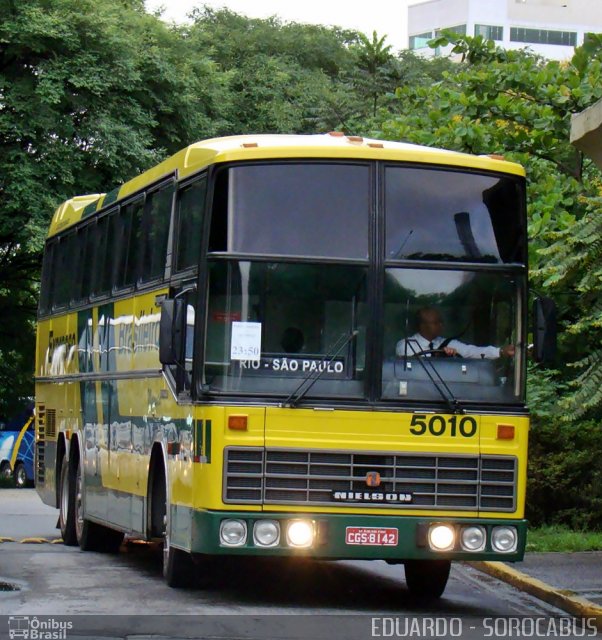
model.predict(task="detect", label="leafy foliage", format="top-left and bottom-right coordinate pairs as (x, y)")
top-left (528, 415), bottom-right (602, 528)
top-left (3, 2), bottom-right (602, 526)
top-left (0, 0), bottom-right (222, 417)
top-left (0, 2), bottom-right (444, 418)
top-left (372, 34), bottom-right (602, 526)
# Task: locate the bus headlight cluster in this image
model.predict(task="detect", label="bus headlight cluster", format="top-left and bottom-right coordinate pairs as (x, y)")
top-left (491, 526), bottom-right (518, 553)
top-left (253, 520), bottom-right (280, 547)
top-left (220, 518), bottom-right (315, 548)
top-left (286, 520), bottom-right (315, 548)
top-left (428, 524), bottom-right (455, 551)
top-left (427, 524), bottom-right (517, 554)
top-left (219, 519), bottom-right (247, 547)
top-left (460, 526), bottom-right (486, 552)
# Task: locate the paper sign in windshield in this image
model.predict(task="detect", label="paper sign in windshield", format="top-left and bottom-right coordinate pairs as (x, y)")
top-left (230, 322), bottom-right (262, 361)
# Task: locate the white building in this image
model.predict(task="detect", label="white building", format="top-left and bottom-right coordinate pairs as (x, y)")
top-left (408, 0), bottom-right (602, 60)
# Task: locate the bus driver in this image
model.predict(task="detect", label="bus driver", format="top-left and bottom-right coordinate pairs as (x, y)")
top-left (396, 306), bottom-right (515, 360)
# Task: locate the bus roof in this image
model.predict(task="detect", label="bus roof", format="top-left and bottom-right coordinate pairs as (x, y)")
top-left (48, 133), bottom-right (525, 237)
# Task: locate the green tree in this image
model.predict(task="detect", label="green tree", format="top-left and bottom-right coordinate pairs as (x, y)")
top-left (375, 35), bottom-right (602, 525)
top-left (350, 31), bottom-right (396, 117)
top-left (0, 0), bottom-right (223, 417)
top-left (376, 35), bottom-right (602, 389)
top-left (186, 8), bottom-right (361, 133)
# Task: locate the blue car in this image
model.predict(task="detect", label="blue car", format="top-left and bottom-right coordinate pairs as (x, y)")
top-left (0, 405), bottom-right (34, 488)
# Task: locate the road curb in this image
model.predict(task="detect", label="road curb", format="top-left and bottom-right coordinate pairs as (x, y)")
top-left (0, 537), bottom-right (62, 544)
top-left (469, 561), bottom-right (602, 631)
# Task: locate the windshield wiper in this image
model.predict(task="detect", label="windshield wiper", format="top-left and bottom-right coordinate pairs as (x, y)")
top-left (280, 330), bottom-right (358, 408)
top-left (401, 340), bottom-right (464, 415)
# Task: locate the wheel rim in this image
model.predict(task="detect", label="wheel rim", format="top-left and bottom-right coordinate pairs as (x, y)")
top-left (16, 466), bottom-right (26, 487)
top-left (162, 512), bottom-right (169, 577)
top-left (75, 463), bottom-right (84, 541)
top-left (59, 464), bottom-right (68, 529)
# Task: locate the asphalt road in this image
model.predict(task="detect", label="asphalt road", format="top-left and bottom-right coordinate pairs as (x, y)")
top-left (0, 490), bottom-right (593, 640)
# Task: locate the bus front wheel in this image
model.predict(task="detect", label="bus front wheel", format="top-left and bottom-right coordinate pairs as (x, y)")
top-left (404, 559), bottom-right (451, 599)
top-left (154, 468), bottom-right (195, 587)
top-left (163, 534), bottom-right (195, 588)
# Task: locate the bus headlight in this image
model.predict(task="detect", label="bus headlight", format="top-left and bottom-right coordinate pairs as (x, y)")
top-left (286, 520), bottom-right (314, 548)
top-left (253, 520), bottom-right (280, 547)
top-left (491, 526), bottom-right (518, 553)
top-left (220, 519), bottom-right (247, 547)
top-left (460, 526), bottom-right (486, 552)
top-left (428, 524), bottom-right (455, 551)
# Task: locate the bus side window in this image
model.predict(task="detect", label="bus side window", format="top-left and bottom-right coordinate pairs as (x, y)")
top-left (73, 223), bottom-right (96, 305)
top-left (39, 241), bottom-right (55, 315)
top-left (114, 197), bottom-right (144, 290)
top-left (100, 208), bottom-right (119, 294)
top-left (53, 232), bottom-right (77, 309)
top-left (175, 176), bottom-right (207, 272)
top-left (140, 183), bottom-right (174, 283)
top-left (91, 214), bottom-right (110, 298)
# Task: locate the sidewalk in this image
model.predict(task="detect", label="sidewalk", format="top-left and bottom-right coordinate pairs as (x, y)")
top-left (470, 552), bottom-right (602, 630)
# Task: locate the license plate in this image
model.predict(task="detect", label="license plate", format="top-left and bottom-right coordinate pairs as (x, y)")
top-left (345, 527), bottom-right (398, 546)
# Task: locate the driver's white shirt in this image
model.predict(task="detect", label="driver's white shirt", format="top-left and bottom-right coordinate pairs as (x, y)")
top-left (395, 333), bottom-right (501, 359)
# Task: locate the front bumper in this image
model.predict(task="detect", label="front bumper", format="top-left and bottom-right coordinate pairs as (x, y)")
top-left (179, 508), bottom-right (527, 561)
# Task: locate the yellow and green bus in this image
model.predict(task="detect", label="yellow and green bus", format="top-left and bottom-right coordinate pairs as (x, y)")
top-left (35, 133), bottom-right (549, 597)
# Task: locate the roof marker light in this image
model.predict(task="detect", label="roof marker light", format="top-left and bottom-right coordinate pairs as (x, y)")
top-left (242, 142), bottom-right (258, 148)
top-left (328, 131), bottom-right (345, 137)
top-left (347, 136), bottom-right (364, 143)
top-left (368, 142), bottom-right (384, 148)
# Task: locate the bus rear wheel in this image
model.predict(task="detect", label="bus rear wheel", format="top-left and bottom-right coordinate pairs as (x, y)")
top-left (59, 455), bottom-right (77, 546)
top-left (404, 559), bottom-right (451, 599)
top-left (74, 459), bottom-right (124, 552)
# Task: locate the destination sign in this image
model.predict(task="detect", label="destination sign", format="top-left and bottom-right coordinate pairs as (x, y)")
top-left (237, 355), bottom-right (347, 378)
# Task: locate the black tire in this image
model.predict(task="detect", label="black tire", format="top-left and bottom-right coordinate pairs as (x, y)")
top-left (58, 456), bottom-right (77, 546)
top-left (163, 542), bottom-right (195, 588)
top-left (0, 460), bottom-right (11, 480)
top-left (14, 462), bottom-right (27, 488)
top-left (404, 559), bottom-right (451, 599)
top-left (151, 460), bottom-right (195, 588)
top-left (75, 458), bottom-right (124, 552)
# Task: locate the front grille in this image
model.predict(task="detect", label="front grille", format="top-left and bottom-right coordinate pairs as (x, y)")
top-left (223, 448), bottom-right (517, 512)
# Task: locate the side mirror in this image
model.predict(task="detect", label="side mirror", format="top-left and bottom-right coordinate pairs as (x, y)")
top-left (159, 298), bottom-right (186, 366)
top-left (533, 297), bottom-right (557, 364)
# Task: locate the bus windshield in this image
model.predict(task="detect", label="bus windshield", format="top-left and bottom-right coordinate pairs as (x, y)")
top-left (210, 163), bottom-right (370, 259)
top-left (200, 160), bottom-right (525, 405)
top-left (382, 269), bottom-right (523, 404)
top-left (203, 260), bottom-right (368, 398)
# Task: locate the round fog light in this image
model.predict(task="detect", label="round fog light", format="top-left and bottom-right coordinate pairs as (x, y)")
top-left (428, 524), bottom-right (455, 551)
top-left (220, 519), bottom-right (247, 547)
top-left (491, 526), bottom-right (517, 553)
top-left (461, 525), bottom-right (486, 552)
top-left (254, 520), bottom-right (280, 547)
top-left (286, 520), bottom-right (314, 548)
